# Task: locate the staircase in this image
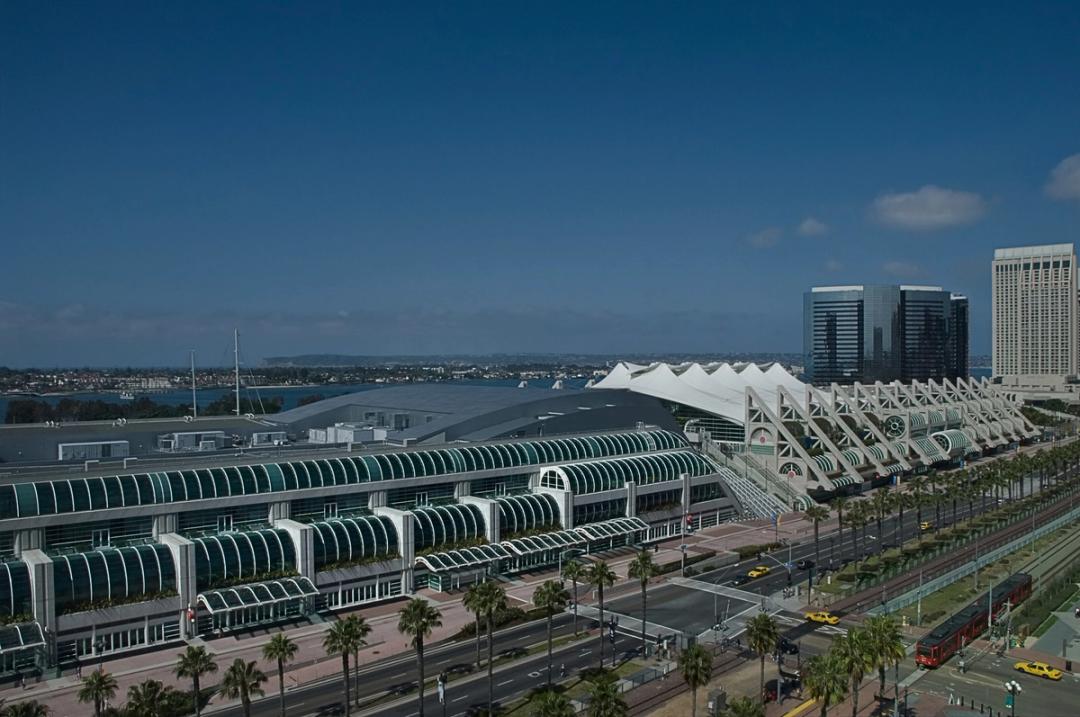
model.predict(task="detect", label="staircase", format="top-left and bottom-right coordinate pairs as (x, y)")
top-left (699, 440), bottom-right (809, 516)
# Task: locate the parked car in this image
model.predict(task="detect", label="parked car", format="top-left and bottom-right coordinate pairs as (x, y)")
top-left (778, 637), bottom-right (799, 655)
top-left (795, 559), bottom-right (815, 570)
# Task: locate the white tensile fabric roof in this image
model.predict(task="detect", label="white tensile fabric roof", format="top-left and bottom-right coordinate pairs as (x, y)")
top-left (590, 361), bottom-right (806, 425)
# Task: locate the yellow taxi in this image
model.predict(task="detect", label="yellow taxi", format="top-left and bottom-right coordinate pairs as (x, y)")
top-left (747, 565), bottom-right (771, 579)
top-left (1014, 660), bottom-right (1063, 680)
top-left (919, 521), bottom-right (933, 531)
top-left (805, 611), bottom-right (840, 625)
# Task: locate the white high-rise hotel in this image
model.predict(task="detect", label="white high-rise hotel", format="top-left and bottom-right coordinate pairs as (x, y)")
top-left (992, 243), bottom-right (1077, 377)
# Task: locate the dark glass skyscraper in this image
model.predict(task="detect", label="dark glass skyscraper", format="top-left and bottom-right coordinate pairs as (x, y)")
top-left (803, 285), bottom-right (968, 385)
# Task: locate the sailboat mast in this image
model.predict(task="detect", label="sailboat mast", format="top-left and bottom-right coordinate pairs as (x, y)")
top-left (190, 350), bottom-right (198, 419)
top-left (234, 329), bottom-right (241, 417)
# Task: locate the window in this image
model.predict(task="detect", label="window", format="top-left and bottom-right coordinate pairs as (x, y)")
top-left (91, 529), bottom-right (110, 548)
top-left (323, 502), bottom-right (338, 519)
top-left (217, 515), bottom-right (234, 533)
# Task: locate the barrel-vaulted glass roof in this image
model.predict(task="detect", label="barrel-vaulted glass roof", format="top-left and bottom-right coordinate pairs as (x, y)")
top-left (0, 622), bottom-right (44, 656)
top-left (192, 528), bottom-right (295, 591)
top-left (538, 451), bottom-right (716, 494)
top-left (415, 543), bottom-right (512, 573)
top-left (0, 429), bottom-right (686, 520)
top-left (197, 576), bottom-right (318, 614)
top-left (412, 504), bottom-right (485, 550)
top-left (0, 561), bottom-right (31, 619)
top-left (311, 515), bottom-right (397, 569)
top-left (53, 544), bottom-right (175, 612)
top-left (497, 493), bottom-right (559, 535)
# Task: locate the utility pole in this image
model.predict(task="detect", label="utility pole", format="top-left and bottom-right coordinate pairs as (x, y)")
top-left (190, 350), bottom-right (197, 419)
top-left (233, 328), bottom-right (241, 417)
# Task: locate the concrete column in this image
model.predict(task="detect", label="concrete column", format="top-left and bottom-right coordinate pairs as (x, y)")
top-left (22, 550), bottom-right (54, 668)
top-left (268, 501), bottom-right (291, 522)
top-left (535, 487), bottom-right (574, 529)
top-left (152, 514), bottom-right (178, 539)
top-left (454, 481), bottom-right (471, 498)
top-left (624, 481), bottom-right (638, 518)
top-left (368, 491), bottom-right (388, 510)
top-left (14, 529), bottom-right (44, 557)
top-left (274, 519), bottom-right (315, 580)
top-left (374, 507), bottom-right (415, 593)
top-left (459, 496), bottom-right (499, 543)
top-left (158, 533), bottom-right (196, 638)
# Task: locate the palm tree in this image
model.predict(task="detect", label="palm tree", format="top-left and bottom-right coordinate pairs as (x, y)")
top-left (721, 696), bottom-right (764, 717)
top-left (463, 581), bottom-right (487, 670)
top-left (398, 597), bottom-right (443, 717)
top-left (584, 675), bottom-right (628, 717)
top-left (174, 645), bottom-right (217, 717)
top-left (562, 560), bottom-right (585, 635)
top-left (626, 551), bottom-right (658, 656)
top-left (893, 490), bottom-right (912, 547)
top-left (909, 476), bottom-right (926, 531)
top-left (864, 615), bottom-right (905, 706)
top-left (587, 561), bottom-right (618, 669)
top-left (263, 632), bottom-right (299, 717)
top-left (871, 487), bottom-right (892, 542)
top-left (1, 702), bottom-right (49, 717)
top-left (533, 579), bottom-right (570, 686)
top-left (803, 504), bottom-right (830, 568)
top-left (678, 642), bottom-right (712, 717)
top-left (77, 669), bottom-right (118, 717)
top-left (324, 618), bottom-right (362, 717)
top-left (532, 689), bottom-right (576, 717)
top-left (218, 659), bottom-right (267, 717)
top-left (745, 612), bottom-right (779, 706)
top-left (476, 580), bottom-right (508, 716)
top-left (830, 628), bottom-right (873, 717)
top-left (802, 652), bottom-right (848, 717)
top-left (125, 679), bottom-right (172, 717)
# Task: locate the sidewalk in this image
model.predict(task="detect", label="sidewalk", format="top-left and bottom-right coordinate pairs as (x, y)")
top-left (4, 515), bottom-right (821, 714)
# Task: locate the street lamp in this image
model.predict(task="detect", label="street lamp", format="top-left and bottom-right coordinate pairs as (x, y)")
top-left (1004, 679), bottom-right (1022, 717)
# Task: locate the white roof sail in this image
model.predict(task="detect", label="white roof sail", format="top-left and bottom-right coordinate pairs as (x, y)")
top-left (588, 360), bottom-right (807, 425)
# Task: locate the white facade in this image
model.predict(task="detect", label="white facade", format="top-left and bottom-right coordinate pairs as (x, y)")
top-left (992, 243), bottom-right (1077, 377)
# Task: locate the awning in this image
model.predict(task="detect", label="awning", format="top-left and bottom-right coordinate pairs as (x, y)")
top-left (0, 622), bottom-right (44, 656)
top-left (415, 544), bottom-right (512, 573)
top-left (831, 475), bottom-right (862, 488)
top-left (793, 495), bottom-right (816, 511)
top-left (198, 577), bottom-right (319, 614)
top-left (813, 455), bottom-right (837, 473)
top-left (502, 531), bottom-right (584, 557)
top-left (572, 517), bottom-right (649, 541)
top-left (879, 463), bottom-right (905, 476)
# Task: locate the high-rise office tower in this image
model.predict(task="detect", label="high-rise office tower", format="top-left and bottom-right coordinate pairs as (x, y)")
top-left (992, 244), bottom-right (1077, 377)
top-left (803, 285), bottom-right (968, 385)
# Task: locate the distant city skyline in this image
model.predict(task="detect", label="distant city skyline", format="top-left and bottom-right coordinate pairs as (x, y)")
top-left (2, 3), bottom-right (1079, 365)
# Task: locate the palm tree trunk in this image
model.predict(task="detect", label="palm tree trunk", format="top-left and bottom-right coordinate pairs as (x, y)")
top-left (96, 698), bottom-right (102, 717)
top-left (343, 653), bottom-right (352, 717)
top-left (813, 521), bottom-right (820, 566)
top-left (194, 676), bottom-right (201, 717)
top-left (475, 615), bottom-right (482, 669)
top-left (546, 611), bottom-right (553, 686)
top-left (487, 613), bottom-right (495, 715)
top-left (243, 695), bottom-right (252, 717)
top-left (279, 660), bottom-right (286, 717)
top-left (851, 677), bottom-right (859, 717)
top-left (571, 579), bottom-right (578, 635)
top-left (691, 686), bottom-right (698, 717)
top-left (598, 584), bottom-right (605, 669)
top-left (878, 665), bottom-right (885, 699)
top-left (354, 648), bottom-right (360, 707)
top-left (640, 582), bottom-right (648, 656)
top-left (759, 655), bottom-right (766, 706)
top-left (416, 639), bottom-right (426, 717)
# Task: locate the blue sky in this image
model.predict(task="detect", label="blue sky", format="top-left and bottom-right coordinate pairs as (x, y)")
top-left (2, 2), bottom-right (1079, 366)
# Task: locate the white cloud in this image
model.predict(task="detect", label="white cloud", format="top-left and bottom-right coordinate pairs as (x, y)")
top-left (1046, 153), bottom-right (1080, 201)
top-left (824, 259), bottom-right (843, 272)
top-left (871, 185), bottom-right (987, 230)
top-left (746, 226), bottom-right (782, 249)
top-left (883, 260), bottom-right (922, 278)
top-left (797, 217), bottom-right (829, 236)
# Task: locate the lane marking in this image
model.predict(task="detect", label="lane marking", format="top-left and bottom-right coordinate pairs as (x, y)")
top-left (497, 679), bottom-right (514, 686)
